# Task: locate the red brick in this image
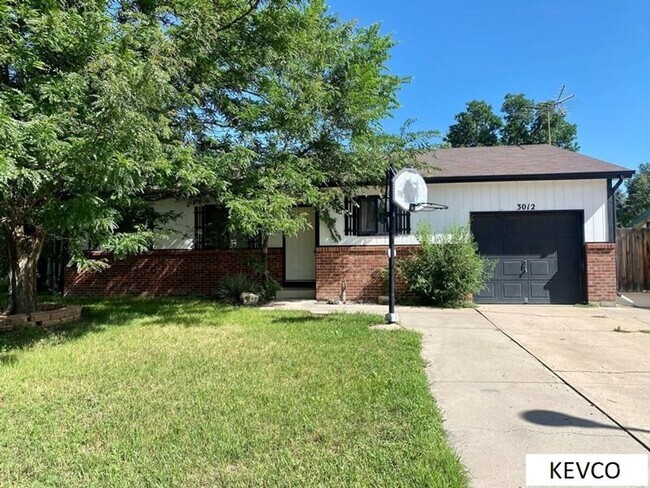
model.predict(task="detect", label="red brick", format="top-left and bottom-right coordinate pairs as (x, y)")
top-left (584, 243), bottom-right (617, 303)
top-left (65, 249), bottom-right (283, 297)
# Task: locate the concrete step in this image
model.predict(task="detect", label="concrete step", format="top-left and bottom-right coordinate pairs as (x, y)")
top-left (276, 288), bottom-right (316, 300)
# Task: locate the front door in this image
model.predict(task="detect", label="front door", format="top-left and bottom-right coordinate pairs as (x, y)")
top-left (284, 207), bottom-right (316, 285)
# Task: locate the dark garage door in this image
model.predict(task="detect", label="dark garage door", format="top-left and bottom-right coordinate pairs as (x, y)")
top-left (471, 212), bottom-right (584, 304)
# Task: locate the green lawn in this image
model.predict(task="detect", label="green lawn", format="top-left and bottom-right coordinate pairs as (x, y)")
top-left (0, 298), bottom-right (466, 487)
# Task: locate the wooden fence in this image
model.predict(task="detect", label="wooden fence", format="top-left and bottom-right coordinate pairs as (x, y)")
top-left (617, 228), bottom-right (650, 291)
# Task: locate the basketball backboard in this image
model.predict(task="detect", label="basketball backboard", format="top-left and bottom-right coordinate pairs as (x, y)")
top-left (392, 168), bottom-right (428, 212)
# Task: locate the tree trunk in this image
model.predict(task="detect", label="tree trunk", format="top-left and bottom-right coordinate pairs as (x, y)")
top-left (260, 233), bottom-right (270, 284)
top-left (6, 225), bottom-right (46, 315)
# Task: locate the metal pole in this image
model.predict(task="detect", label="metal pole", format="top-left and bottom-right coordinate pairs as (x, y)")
top-left (386, 166), bottom-right (398, 324)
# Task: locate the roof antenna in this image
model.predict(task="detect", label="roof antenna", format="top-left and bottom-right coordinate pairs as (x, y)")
top-left (541, 85), bottom-right (575, 145)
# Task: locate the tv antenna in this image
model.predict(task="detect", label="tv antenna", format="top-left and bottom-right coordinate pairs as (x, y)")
top-left (542, 85), bottom-right (575, 145)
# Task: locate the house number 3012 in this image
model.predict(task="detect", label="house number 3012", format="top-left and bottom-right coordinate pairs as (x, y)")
top-left (517, 203), bottom-right (536, 210)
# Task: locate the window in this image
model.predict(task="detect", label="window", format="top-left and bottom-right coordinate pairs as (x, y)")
top-left (194, 205), bottom-right (262, 250)
top-left (344, 196), bottom-right (410, 236)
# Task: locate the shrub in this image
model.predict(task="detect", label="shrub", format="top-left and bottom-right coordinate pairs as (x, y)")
top-left (398, 224), bottom-right (493, 307)
top-left (216, 273), bottom-right (255, 304)
top-left (257, 276), bottom-right (281, 302)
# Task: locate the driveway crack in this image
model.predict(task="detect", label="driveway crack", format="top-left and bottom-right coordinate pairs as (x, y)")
top-left (475, 309), bottom-right (650, 453)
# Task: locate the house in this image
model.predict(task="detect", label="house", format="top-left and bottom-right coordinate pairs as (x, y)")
top-left (629, 208), bottom-right (650, 229)
top-left (65, 145), bottom-right (634, 305)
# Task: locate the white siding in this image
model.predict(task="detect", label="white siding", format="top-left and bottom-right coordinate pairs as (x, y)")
top-left (319, 179), bottom-right (609, 245)
top-left (151, 199), bottom-right (283, 250)
top-left (151, 199), bottom-right (195, 249)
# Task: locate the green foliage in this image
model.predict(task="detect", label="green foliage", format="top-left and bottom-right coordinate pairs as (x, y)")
top-left (399, 224), bottom-right (493, 307)
top-left (257, 276), bottom-right (281, 302)
top-left (244, 254), bottom-right (281, 302)
top-left (378, 267), bottom-right (389, 295)
top-left (0, 0), bottom-right (184, 281)
top-left (617, 163), bottom-right (650, 227)
top-left (1, 0), bottom-right (434, 310)
top-left (446, 100), bottom-right (502, 147)
top-left (216, 273), bottom-right (255, 304)
top-left (446, 93), bottom-right (579, 150)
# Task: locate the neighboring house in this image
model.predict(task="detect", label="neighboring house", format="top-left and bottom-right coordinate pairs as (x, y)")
top-left (629, 208), bottom-right (650, 229)
top-left (66, 145), bottom-right (634, 305)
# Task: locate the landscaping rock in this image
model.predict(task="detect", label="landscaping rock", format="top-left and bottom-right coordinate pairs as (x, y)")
top-left (29, 311), bottom-right (52, 323)
top-left (240, 292), bottom-right (259, 305)
top-left (0, 306), bottom-right (82, 332)
top-left (6, 314), bottom-right (29, 325)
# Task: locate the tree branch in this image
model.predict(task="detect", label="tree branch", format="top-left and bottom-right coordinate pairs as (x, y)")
top-left (216, 0), bottom-right (262, 33)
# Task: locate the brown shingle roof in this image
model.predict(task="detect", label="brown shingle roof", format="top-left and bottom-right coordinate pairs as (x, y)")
top-left (419, 145), bottom-right (634, 182)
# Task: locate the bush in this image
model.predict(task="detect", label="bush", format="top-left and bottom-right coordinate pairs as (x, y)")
top-left (399, 224), bottom-right (493, 307)
top-left (257, 276), bottom-right (281, 302)
top-left (216, 273), bottom-right (255, 304)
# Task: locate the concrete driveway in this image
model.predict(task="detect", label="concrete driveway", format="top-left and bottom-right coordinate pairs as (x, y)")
top-left (266, 300), bottom-right (650, 486)
top-left (479, 305), bottom-right (650, 446)
top-left (406, 304), bottom-right (650, 487)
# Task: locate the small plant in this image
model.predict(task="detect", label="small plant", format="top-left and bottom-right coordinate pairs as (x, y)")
top-left (398, 224), bottom-right (493, 307)
top-left (216, 273), bottom-right (255, 304)
top-left (378, 268), bottom-right (389, 296)
top-left (244, 255), bottom-right (280, 302)
top-left (257, 276), bottom-right (281, 302)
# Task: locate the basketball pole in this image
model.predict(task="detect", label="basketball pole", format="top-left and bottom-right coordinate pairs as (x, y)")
top-left (386, 166), bottom-right (399, 324)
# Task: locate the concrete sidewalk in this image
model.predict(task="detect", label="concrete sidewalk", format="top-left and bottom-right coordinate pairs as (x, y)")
top-left (265, 300), bottom-right (648, 487)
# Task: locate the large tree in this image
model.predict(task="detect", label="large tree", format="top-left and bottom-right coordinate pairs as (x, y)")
top-left (446, 93), bottom-right (579, 150)
top-left (192, 4), bottom-right (433, 285)
top-left (501, 93), bottom-right (579, 150)
top-left (1, 0), bottom-right (430, 313)
top-left (617, 163), bottom-right (650, 227)
top-left (445, 100), bottom-right (502, 147)
top-left (0, 0), bottom-right (184, 313)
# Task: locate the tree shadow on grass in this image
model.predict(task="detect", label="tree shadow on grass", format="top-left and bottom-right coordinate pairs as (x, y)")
top-left (0, 297), bottom-right (243, 356)
top-left (0, 296), bottom-right (369, 360)
top-left (269, 315), bottom-right (330, 325)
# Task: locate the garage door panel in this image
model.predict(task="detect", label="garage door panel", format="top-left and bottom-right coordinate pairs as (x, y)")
top-left (475, 282), bottom-right (495, 300)
top-left (502, 282), bottom-right (525, 301)
top-left (529, 215), bottom-right (555, 235)
top-left (545, 279), bottom-right (582, 304)
top-left (502, 260), bottom-right (524, 277)
top-left (472, 212), bottom-right (583, 305)
top-left (528, 282), bottom-right (551, 300)
top-left (503, 216), bottom-right (528, 235)
top-left (503, 239), bottom-right (529, 255)
top-left (529, 259), bottom-right (554, 278)
top-left (556, 236), bottom-right (580, 256)
top-left (530, 237), bottom-right (557, 257)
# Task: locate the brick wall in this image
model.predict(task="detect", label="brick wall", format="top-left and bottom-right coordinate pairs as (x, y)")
top-left (584, 243), bottom-right (617, 304)
top-left (65, 249), bottom-right (283, 297)
top-left (315, 246), bottom-right (416, 302)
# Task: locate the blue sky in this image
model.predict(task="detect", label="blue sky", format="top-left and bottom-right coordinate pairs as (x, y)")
top-left (327, 0), bottom-right (649, 170)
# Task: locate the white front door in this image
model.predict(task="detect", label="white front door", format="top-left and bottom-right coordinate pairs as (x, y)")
top-left (284, 208), bottom-right (316, 283)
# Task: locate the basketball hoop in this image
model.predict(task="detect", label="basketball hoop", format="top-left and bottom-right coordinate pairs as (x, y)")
top-left (392, 168), bottom-right (428, 211)
top-left (409, 202), bottom-right (449, 213)
top-left (385, 167), bottom-right (448, 325)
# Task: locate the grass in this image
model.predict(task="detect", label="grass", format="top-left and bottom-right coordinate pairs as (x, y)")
top-left (0, 298), bottom-right (466, 487)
